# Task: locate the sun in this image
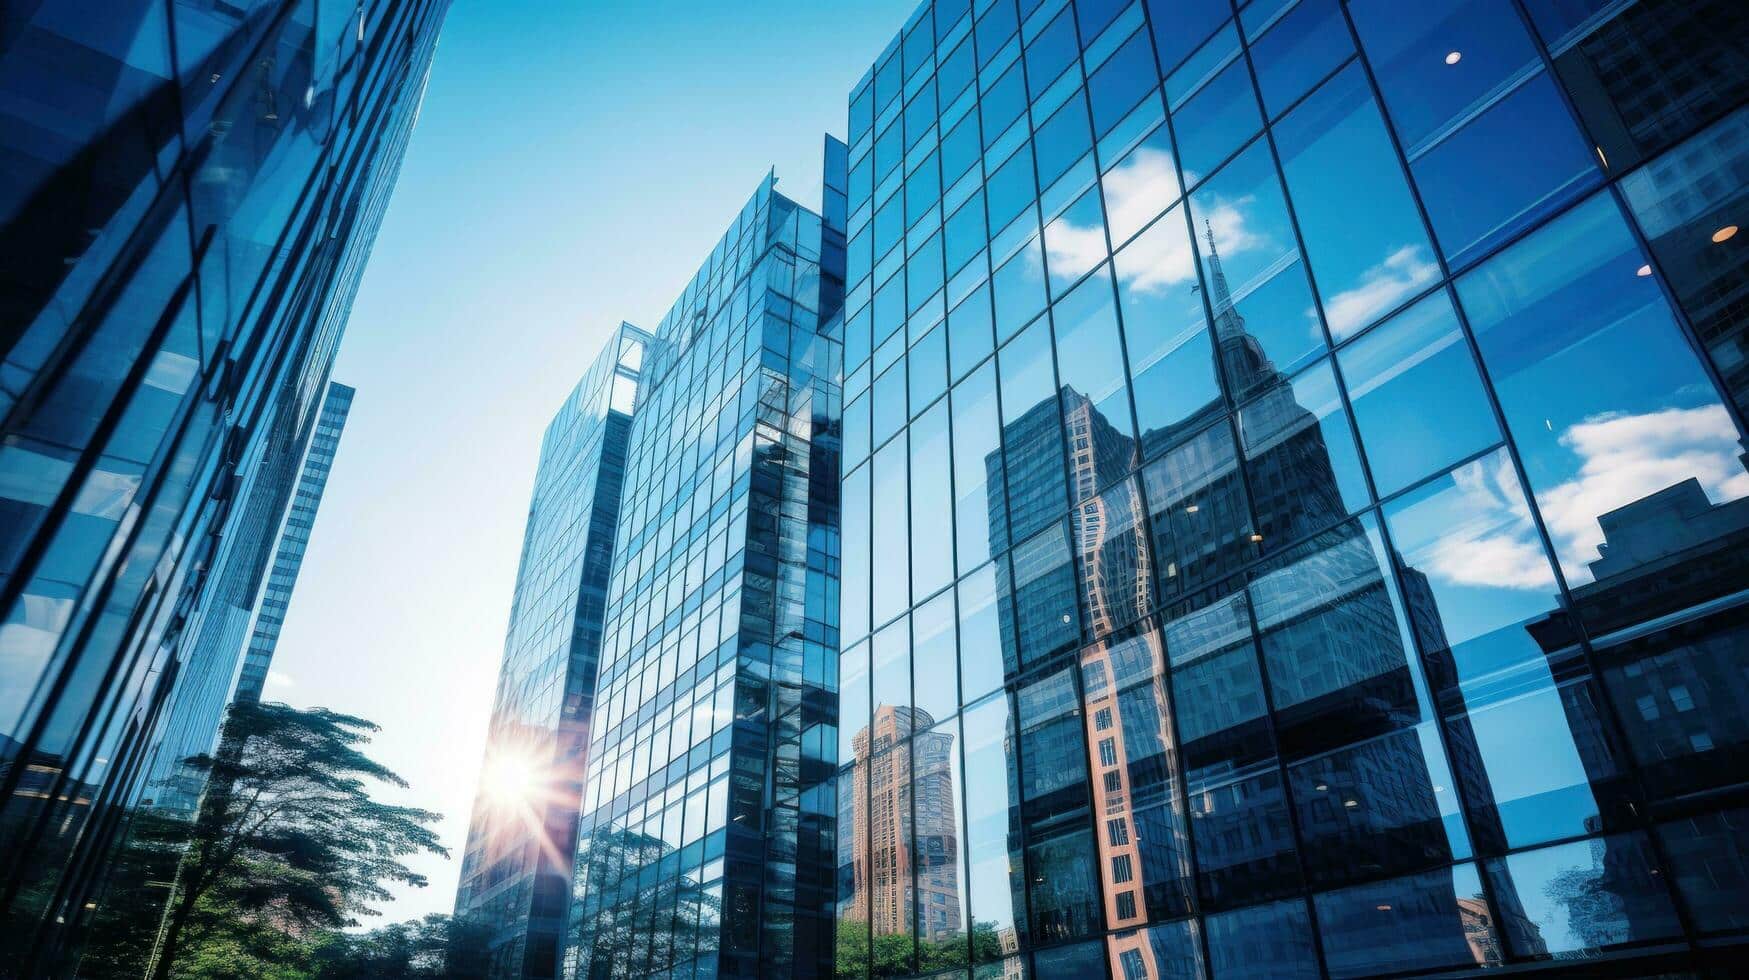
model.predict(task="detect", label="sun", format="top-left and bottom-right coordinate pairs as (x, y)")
top-left (479, 746), bottom-right (543, 809)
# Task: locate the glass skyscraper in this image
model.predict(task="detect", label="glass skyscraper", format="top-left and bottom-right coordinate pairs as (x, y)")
top-left (567, 161), bottom-right (847, 980)
top-left (835, 0), bottom-right (1749, 977)
top-left (0, 2), bottom-right (451, 975)
top-left (234, 380), bottom-right (355, 704)
top-left (457, 322), bottom-right (649, 980)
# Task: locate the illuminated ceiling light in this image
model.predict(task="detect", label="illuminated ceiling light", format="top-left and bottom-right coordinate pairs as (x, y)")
top-left (1315, 783), bottom-right (1328, 792)
top-left (1061, 614), bottom-right (1072, 624)
top-left (1595, 145), bottom-right (1608, 169)
top-left (1714, 225), bottom-right (1739, 243)
top-left (1344, 799), bottom-right (1359, 808)
top-left (1186, 504), bottom-right (1199, 514)
top-left (1636, 264), bottom-right (1652, 277)
top-left (1444, 51), bottom-right (1462, 65)
top-left (1249, 532), bottom-right (1264, 543)
top-left (1377, 904), bottom-right (1393, 912)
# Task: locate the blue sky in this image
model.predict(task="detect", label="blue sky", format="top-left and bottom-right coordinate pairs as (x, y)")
top-left (265, 0), bottom-right (916, 924)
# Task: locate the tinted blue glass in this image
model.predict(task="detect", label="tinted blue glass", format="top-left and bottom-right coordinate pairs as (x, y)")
top-left (1105, 920), bottom-right (1203, 979)
top-left (994, 236), bottom-right (1049, 341)
top-left (909, 324), bottom-right (948, 414)
top-left (952, 363), bottom-right (1003, 570)
top-left (907, 152), bottom-right (942, 228)
top-left (1147, 0), bottom-right (1231, 75)
top-left (911, 401), bottom-right (955, 600)
top-left (1044, 188), bottom-right (1108, 293)
top-left (1658, 807), bottom-right (1749, 935)
top-left (841, 638), bottom-right (871, 760)
top-left (976, 0), bottom-right (1020, 68)
top-left (873, 437), bottom-right (911, 626)
top-left (875, 194), bottom-right (905, 259)
top-left (1088, 29), bottom-right (1159, 136)
top-left (1144, 421), bottom-right (1255, 595)
top-left (877, 118), bottom-right (905, 181)
top-left (1052, 266), bottom-right (1129, 433)
top-left (1411, 72), bottom-right (1598, 267)
top-left (958, 563), bottom-right (1012, 701)
top-left (906, 80), bottom-right (938, 149)
top-left (945, 192), bottom-right (987, 278)
top-left (941, 113), bottom-right (982, 187)
top-left (911, 589), bottom-right (959, 722)
top-left (875, 272), bottom-right (906, 345)
top-left (982, 65), bottom-right (1029, 148)
top-left (1072, 475), bottom-right (1150, 635)
top-left (987, 148), bottom-right (1038, 233)
top-left (1275, 64), bottom-right (1437, 341)
top-left (961, 693), bottom-right (1026, 952)
top-left (948, 283), bottom-right (994, 381)
top-left (844, 391), bottom-right (871, 470)
top-left (1000, 521), bottom-right (1079, 669)
top-left (876, 51), bottom-right (903, 111)
top-left (1237, 360), bottom-right (1369, 543)
top-left (873, 359), bottom-right (908, 448)
top-left (1188, 142), bottom-right (1298, 338)
top-left (1102, 122), bottom-right (1181, 248)
top-left (1018, 667), bottom-right (1100, 941)
top-left (1205, 899), bottom-right (1318, 979)
top-left (909, 233), bottom-right (945, 313)
top-left (1483, 833), bottom-right (1682, 959)
top-left (938, 36), bottom-right (975, 105)
top-left (1314, 864), bottom-right (1496, 977)
top-left (1338, 290), bottom-right (1500, 497)
top-left (1114, 205), bottom-right (1221, 450)
top-left (1035, 92), bottom-right (1094, 190)
top-left (1246, 0), bottom-right (1353, 119)
top-left (1456, 193), bottom-right (1749, 590)
top-left (1025, 9), bottom-right (1080, 91)
top-left (1171, 60), bottom-right (1261, 184)
top-left (873, 613), bottom-right (911, 713)
top-left (843, 465), bottom-right (872, 641)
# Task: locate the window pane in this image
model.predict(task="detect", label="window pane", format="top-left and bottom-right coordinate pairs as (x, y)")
top-left (958, 563), bottom-right (1013, 703)
top-left (994, 234), bottom-right (1050, 342)
top-left (911, 400), bottom-right (955, 599)
top-left (999, 318), bottom-right (1068, 544)
top-left (1018, 667), bottom-right (1101, 942)
top-left (1114, 204), bottom-right (1222, 451)
top-left (1275, 64), bottom-right (1437, 341)
top-left (1000, 520), bottom-right (1080, 670)
top-left (1456, 193), bottom-right (1749, 593)
top-left (1080, 627), bottom-right (1195, 923)
top-left (1170, 60), bottom-right (1261, 184)
top-left (952, 363), bottom-right (1004, 570)
top-left (1246, 0), bottom-right (1353, 119)
top-left (1044, 186), bottom-right (1108, 293)
top-left (1105, 919), bottom-right (1203, 980)
top-left (962, 693), bottom-right (1026, 956)
top-left (1237, 359), bottom-right (1368, 545)
top-left (1142, 422), bottom-right (1255, 599)
top-left (873, 614), bottom-right (911, 716)
top-left (1072, 477), bottom-right (1151, 639)
top-left (1054, 268), bottom-right (1135, 493)
top-left (1482, 832), bottom-right (1682, 960)
top-left (1205, 899), bottom-right (1318, 979)
top-left (1338, 289), bottom-right (1499, 497)
top-left (947, 281), bottom-right (994, 382)
top-left (1102, 121), bottom-right (1181, 249)
top-left (873, 437), bottom-right (911, 626)
top-left (843, 464), bottom-right (872, 641)
top-left (1313, 863), bottom-right (1498, 977)
top-left (1656, 807), bottom-right (1749, 936)
top-left (912, 589), bottom-right (960, 724)
top-left (914, 712), bottom-right (969, 969)
top-left (1088, 29), bottom-right (1159, 137)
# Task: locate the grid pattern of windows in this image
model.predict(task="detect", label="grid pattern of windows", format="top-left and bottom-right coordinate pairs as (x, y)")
top-left (568, 163), bottom-right (846, 979)
top-left (836, 1), bottom-right (1749, 977)
top-left (455, 325), bottom-right (647, 980)
top-left (0, 3), bottom-right (452, 973)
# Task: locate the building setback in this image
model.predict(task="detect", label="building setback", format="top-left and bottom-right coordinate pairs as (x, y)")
top-left (567, 158), bottom-right (846, 979)
top-left (456, 323), bottom-right (649, 980)
top-left (834, 0), bottom-right (1749, 978)
top-left (0, 3), bottom-right (452, 975)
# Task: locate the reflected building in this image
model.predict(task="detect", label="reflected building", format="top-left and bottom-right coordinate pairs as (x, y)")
top-left (847, 705), bottom-right (960, 944)
top-left (567, 160), bottom-right (844, 980)
top-left (455, 324), bottom-right (648, 980)
top-left (0, 3), bottom-right (451, 974)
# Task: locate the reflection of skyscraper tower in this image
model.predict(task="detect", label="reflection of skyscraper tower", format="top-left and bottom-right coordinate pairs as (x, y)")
top-left (849, 705), bottom-right (961, 942)
top-left (1065, 389), bottom-right (1151, 639)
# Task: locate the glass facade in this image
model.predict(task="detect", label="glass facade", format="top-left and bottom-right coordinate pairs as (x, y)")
top-left (234, 381), bottom-right (356, 704)
top-left (836, 1), bottom-right (1749, 978)
top-left (0, 1), bottom-right (451, 975)
top-left (456, 323), bottom-right (649, 980)
top-left (566, 159), bottom-right (846, 979)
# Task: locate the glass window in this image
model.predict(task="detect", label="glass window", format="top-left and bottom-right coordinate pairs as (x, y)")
top-left (1275, 64), bottom-right (1437, 341)
top-left (958, 563), bottom-right (1013, 702)
top-left (1036, 92), bottom-right (1094, 193)
top-left (941, 112), bottom-right (982, 189)
top-left (873, 438), bottom-right (911, 627)
top-left (841, 639), bottom-right (871, 763)
top-left (1017, 667), bottom-right (1101, 942)
top-left (1114, 205), bottom-right (1221, 451)
top-left (1000, 521), bottom-right (1080, 670)
top-left (1146, 0), bottom-right (1231, 77)
top-left (1170, 60), bottom-right (1261, 184)
top-left (1245, 0), bottom-right (1353, 119)
top-left (962, 693), bottom-right (1026, 956)
top-left (911, 401), bottom-right (956, 600)
top-left (874, 358), bottom-right (908, 449)
top-left (1188, 137), bottom-right (1301, 371)
top-left (1032, 939), bottom-right (1106, 976)
top-left (873, 614), bottom-right (912, 715)
top-left (1204, 899), bottom-right (1319, 979)
top-left (998, 318), bottom-right (1068, 544)
top-left (907, 152), bottom-right (943, 229)
top-left (952, 363), bottom-right (1004, 570)
top-left (909, 234), bottom-right (946, 318)
top-left (983, 65), bottom-right (1029, 150)
top-left (1236, 359), bottom-right (1368, 544)
top-left (912, 590), bottom-right (959, 724)
top-left (843, 465), bottom-right (872, 641)
top-left (907, 78), bottom-right (938, 149)
top-left (1102, 121), bottom-right (1181, 248)
top-left (1338, 290), bottom-right (1500, 498)
top-left (937, 36), bottom-right (975, 106)
top-left (1482, 832), bottom-right (1682, 960)
top-left (910, 324), bottom-right (948, 415)
top-left (948, 281), bottom-right (994, 382)
top-left (1088, 29), bottom-right (1159, 137)
top-left (1456, 193), bottom-right (1749, 592)
top-left (976, 0), bottom-right (1020, 69)
top-left (945, 190), bottom-right (987, 277)
top-left (1619, 107), bottom-right (1749, 424)
top-left (1072, 478), bottom-right (1151, 639)
top-left (1044, 187), bottom-right (1109, 294)
top-left (1313, 864), bottom-right (1497, 977)
top-left (1142, 422), bottom-right (1255, 598)
top-left (987, 142), bottom-right (1038, 232)
top-left (994, 235), bottom-right (1049, 342)
top-left (1657, 807), bottom-right (1749, 936)
top-left (1052, 266), bottom-right (1132, 458)
top-left (1027, 8), bottom-right (1080, 91)
top-left (914, 712), bottom-right (970, 967)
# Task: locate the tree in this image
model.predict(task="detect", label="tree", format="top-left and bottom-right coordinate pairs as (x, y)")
top-left (144, 701), bottom-right (446, 980)
top-left (306, 912), bottom-right (492, 979)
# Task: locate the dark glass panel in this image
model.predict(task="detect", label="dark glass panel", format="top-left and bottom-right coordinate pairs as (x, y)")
top-left (1235, 360), bottom-right (1367, 545)
top-left (1032, 938), bottom-right (1107, 977)
top-left (999, 521), bottom-right (1080, 671)
top-left (1145, 0), bottom-right (1231, 76)
top-left (1017, 668), bottom-right (1101, 942)
top-left (1088, 29), bottom-right (1159, 137)
top-left (1482, 832), bottom-right (1682, 960)
top-left (1142, 423), bottom-right (1254, 599)
top-left (1052, 268), bottom-right (1133, 483)
top-left (1204, 899), bottom-right (1318, 979)
top-left (1655, 807), bottom-right (1749, 935)
top-left (982, 66), bottom-right (1029, 151)
top-left (1274, 64), bottom-right (1437, 342)
top-left (1313, 863), bottom-right (1499, 977)
top-left (1036, 92), bottom-right (1094, 193)
top-left (1245, 0), bottom-right (1353, 119)
top-left (1170, 59), bottom-right (1259, 184)
top-left (997, 318), bottom-right (1067, 544)
top-left (1025, 9), bottom-right (1080, 94)
top-left (1105, 919), bottom-right (1204, 980)
top-left (1071, 477), bottom-right (1150, 640)
top-left (1337, 290), bottom-right (1499, 498)
top-left (910, 324), bottom-right (949, 415)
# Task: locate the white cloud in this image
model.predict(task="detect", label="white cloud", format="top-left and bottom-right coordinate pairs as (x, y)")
top-left (1422, 454), bottom-right (1557, 591)
top-left (1536, 403), bottom-right (1749, 584)
top-left (267, 669), bottom-right (295, 689)
top-left (1316, 245), bottom-right (1439, 340)
top-left (1102, 147), bottom-right (1181, 245)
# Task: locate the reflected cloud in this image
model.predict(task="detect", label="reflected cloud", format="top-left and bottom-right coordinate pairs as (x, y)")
top-left (1103, 147), bottom-right (1181, 244)
top-left (1540, 404), bottom-right (1749, 583)
top-left (1425, 454), bottom-right (1556, 591)
top-left (1318, 245), bottom-right (1439, 339)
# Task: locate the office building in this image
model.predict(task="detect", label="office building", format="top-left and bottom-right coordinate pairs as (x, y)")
top-left (0, 2), bottom-right (452, 974)
top-left (456, 323), bottom-right (648, 980)
top-left (835, 0), bottom-right (1749, 976)
top-left (234, 381), bottom-right (355, 704)
top-left (567, 162), bottom-right (846, 979)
